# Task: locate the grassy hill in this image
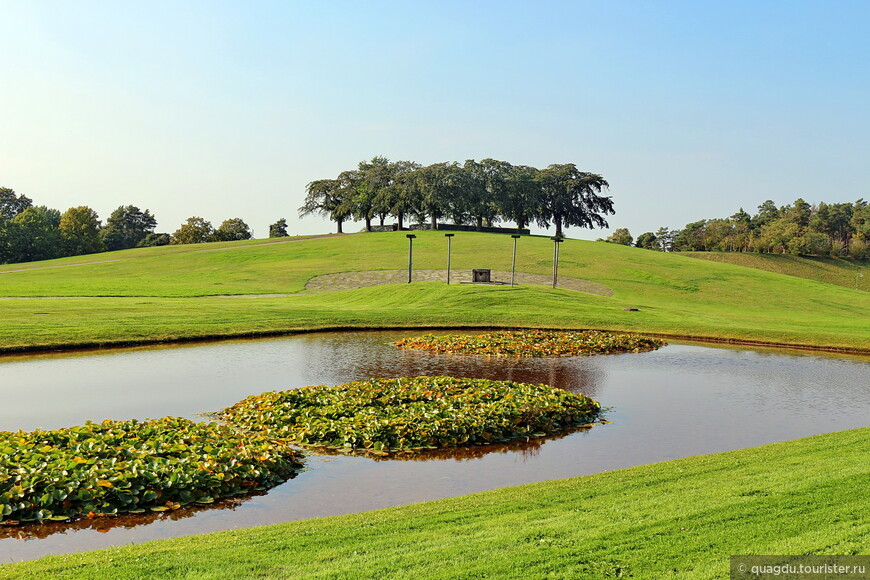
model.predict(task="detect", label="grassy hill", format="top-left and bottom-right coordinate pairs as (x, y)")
top-left (682, 251), bottom-right (869, 291)
top-left (1, 234), bottom-right (868, 578)
top-left (1, 231), bottom-right (868, 352)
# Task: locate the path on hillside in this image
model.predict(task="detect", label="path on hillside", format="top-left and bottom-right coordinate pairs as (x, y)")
top-left (301, 269), bottom-right (614, 296)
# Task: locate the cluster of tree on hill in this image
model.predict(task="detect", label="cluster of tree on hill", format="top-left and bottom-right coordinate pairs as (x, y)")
top-left (604, 198), bottom-right (870, 260)
top-left (0, 187), bottom-right (255, 264)
top-left (170, 217), bottom-right (253, 244)
top-left (299, 157), bottom-right (614, 238)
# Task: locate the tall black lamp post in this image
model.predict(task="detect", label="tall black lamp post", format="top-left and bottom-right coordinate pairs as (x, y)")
top-left (511, 234), bottom-right (521, 287)
top-left (444, 233), bottom-right (454, 284)
top-left (406, 234), bottom-right (416, 283)
top-left (551, 236), bottom-right (563, 288)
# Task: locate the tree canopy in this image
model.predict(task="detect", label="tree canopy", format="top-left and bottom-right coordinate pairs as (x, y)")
top-left (5, 206), bottom-right (62, 263)
top-left (171, 217), bottom-right (214, 245)
top-left (299, 157), bottom-right (614, 237)
top-left (635, 198), bottom-right (870, 259)
top-left (102, 205), bottom-right (158, 251)
top-left (213, 218), bottom-right (253, 242)
top-left (269, 218), bottom-right (289, 238)
top-left (60, 206), bottom-right (104, 256)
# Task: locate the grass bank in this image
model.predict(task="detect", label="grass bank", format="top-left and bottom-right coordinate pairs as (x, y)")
top-left (0, 231), bottom-right (868, 353)
top-left (682, 251), bottom-right (869, 291)
top-left (2, 427), bottom-right (867, 579)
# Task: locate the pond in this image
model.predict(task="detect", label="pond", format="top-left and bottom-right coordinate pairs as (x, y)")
top-left (1, 331), bottom-right (869, 562)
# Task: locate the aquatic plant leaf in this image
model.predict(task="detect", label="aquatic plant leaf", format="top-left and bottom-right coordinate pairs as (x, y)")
top-left (221, 377), bottom-right (603, 457)
top-left (0, 417), bottom-right (305, 525)
top-left (394, 330), bottom-right (665, 358)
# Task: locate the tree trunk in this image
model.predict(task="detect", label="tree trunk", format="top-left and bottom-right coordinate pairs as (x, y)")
top-left (336, 219), bottom-right (343, 234)
top-left (555, 215), bottom-right (564, 238)
top-left (397, 212), bottom-right (404, 230)
top-left (430, 213), bottom-right (437, 229)
top-left (476, 215), bottom-right (483, 231)
top-left (365, 216), bottom-right (371, 232)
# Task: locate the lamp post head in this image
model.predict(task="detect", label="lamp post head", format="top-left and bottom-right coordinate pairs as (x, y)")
top-left (550, 236), bottom-right (563, 243)
top-left (511, 234), bottom-right (521, 239)
top-left (444, 233), bottom-right (454, 238)
top-left (406, 234), bottom-right (416, 239)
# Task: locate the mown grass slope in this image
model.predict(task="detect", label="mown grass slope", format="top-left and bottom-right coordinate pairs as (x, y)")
top-left (2, 427), bottom-right (867, 579)
top-left (683, 251), bottom-right (869, 291)
top-left (1, 231), bottom-right (868, 352)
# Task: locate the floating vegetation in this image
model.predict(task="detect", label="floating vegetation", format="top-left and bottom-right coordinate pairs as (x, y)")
top-left (0, 417), bottom-right (304, 525)
top-left (220, 376), bottom-right (602, 456)
top-left (395, 330), bottom-right (665, 357)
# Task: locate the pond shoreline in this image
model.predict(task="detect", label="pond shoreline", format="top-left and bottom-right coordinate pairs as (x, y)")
top-left (1, 325), bottom-right (868, 358)
top-left (2, 333), bottom-right (869, 564)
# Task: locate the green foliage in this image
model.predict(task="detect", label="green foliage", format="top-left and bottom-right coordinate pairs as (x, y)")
top-left (606, 227), bottom-right (633, 246)
top-left (268, 218), bottom-right (289, 238)
top-left (395, 330), bottom-right (664, 357)
top-left (788, 231), bottom-right (831, 256)
top-left (849, 238), bottom-right (869, 260)
top-left (59, 206), bottom-right (104, 256)
top-left (4, 428), bottom-right (867, 579)
top-left (221, 377), bottom-right (602, 455)
top-left (664, 198), bottom-right (870, 257)
top-left (4, 206), bottom-right (62, 263)
top-left (212, 218), bottom-right (252, 242)
top-left (171, 217), bottom-right (213, 245)
top-left (0, 187), bottom-right (32, 223)
top-left (457, 159), bottom-right (498, 229)
top-left (299, 179), bottom-right (350, 233)
top-left (635, 231), bottom-right (658, 249)
top-left (536, 164), bottom-right (613, 238)
top-left (101, 206), bottom-right (157, 251)
top-left (0, 418), bottom-right (304, 524)
top-left (498, 163), bottom-right (541, 231)
top-left (136, 233), bottom-right (171, 247)
top-left (299, 158), bottom-right (612, 237)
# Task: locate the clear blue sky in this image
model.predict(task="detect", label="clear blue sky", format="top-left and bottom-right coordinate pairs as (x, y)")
top-left (2, 1), bottom-right (868, 240)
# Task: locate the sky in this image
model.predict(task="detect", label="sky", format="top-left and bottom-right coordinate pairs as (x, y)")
top-left (1, 1), bottom-right (868, 240)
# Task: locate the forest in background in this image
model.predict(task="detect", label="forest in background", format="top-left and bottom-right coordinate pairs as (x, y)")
top-left (605, 198), bottom-right (870, 260)
top-left (0, 187), bottom-right (257, 264)
top-left (3, 179), bottom-right (868, 265)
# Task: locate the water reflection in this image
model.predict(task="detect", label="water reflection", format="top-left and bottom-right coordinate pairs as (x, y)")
top-left (0, 331), bottom-right (868, 563)
top-left (0, 494), bottom-right (260, 541)
top-left (293, 331), bottom-right (607, 398)
top-left (308, 424), bottom-right (597, 462)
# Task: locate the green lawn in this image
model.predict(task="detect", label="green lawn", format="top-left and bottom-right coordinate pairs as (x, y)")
top-left (3, 427), bottom-right (867, 579)
top-left (682, 251), bottom-right (869, 291)
top-left (0, 231), bottom-right (867, 353)
top-left (1, 232), bottom-right (868, 578)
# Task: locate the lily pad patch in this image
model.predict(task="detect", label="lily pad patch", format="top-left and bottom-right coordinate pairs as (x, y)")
top-left (220, 376), bottom-right (602, 456)
top-left (0, 417), bottom-right (304, 525)
top-left (395, 330), bottom-right (665, 357)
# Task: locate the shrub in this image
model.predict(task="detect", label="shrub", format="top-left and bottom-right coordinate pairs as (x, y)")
top-left (848, 238), bottom-right (869, 260)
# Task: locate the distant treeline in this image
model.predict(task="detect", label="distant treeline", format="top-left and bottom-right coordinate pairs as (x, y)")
top-left (604, 198), bottom-right (870, 260)
top-left (299, 157), bottom-right (614, 238)
top-left (0, 187), bottom-right (261, 265)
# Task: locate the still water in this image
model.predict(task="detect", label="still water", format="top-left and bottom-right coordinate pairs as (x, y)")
top-left (1, 331), bottom-right (868, 562)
